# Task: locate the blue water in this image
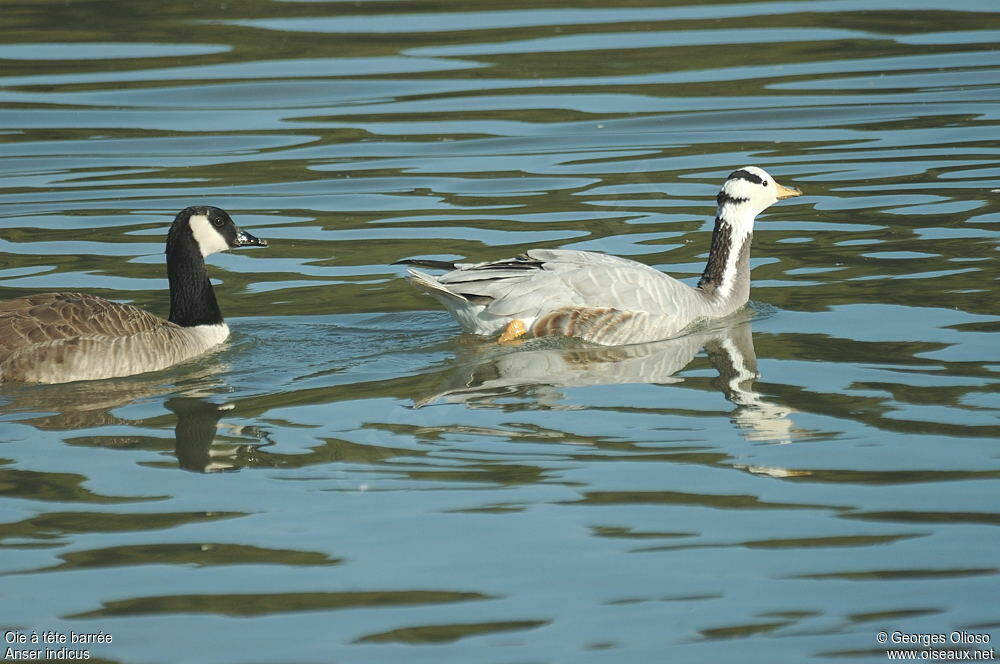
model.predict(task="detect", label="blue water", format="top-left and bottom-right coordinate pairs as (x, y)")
top-left (1, 1), bottom-right (999, 662)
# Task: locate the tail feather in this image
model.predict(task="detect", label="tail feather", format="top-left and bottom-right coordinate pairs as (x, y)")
top-left (405, 268), bottom-right (468, 304)
top-left (406, 268), bottom-right (500, 334)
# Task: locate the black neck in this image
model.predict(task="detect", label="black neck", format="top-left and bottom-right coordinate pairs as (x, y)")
top-left (697, 216), bottom-right (751, 295)
top-left (166, 230), bottom-right (224, 327)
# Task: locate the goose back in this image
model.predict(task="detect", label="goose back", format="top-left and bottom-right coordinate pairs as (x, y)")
top-left (0, 292), bottom-right (228, 384)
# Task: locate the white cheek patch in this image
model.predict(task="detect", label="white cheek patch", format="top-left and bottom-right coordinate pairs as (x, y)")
top-left (723, 178), bottom-right (759, 200)
top-left (188, 214), bottom-right (232, 257)
top-left (720, 176), bottom-right (776, 232)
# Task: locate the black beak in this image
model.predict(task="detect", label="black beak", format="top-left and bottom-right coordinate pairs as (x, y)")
top-left (235, 229), bottom-right (267, 248)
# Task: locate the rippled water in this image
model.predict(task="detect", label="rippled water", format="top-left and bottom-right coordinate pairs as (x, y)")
top-left (2, 1), bottom-right (999, 662)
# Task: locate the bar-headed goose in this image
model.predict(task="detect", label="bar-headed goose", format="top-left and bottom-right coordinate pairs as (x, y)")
top-left (396, 166), bottom-right (801, 346)
top-left (0, 206), bottom-right (267, 384)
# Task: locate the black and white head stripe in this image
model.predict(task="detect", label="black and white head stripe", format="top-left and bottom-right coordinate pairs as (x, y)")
top-left (716, 189), bottom-right (749, 207)
top-left (715, 166), bottom-right (779, 210)
top-left (728, 168), bottom-right (766, 186)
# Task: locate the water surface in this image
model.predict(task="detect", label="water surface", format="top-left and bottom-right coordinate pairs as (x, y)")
top-left (1, 1), bottom-right (999, 662)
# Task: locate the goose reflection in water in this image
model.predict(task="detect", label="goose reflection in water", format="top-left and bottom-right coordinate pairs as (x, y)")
top-left (415, 311), bottom-right (803, 444)
top-left (0, 364), bottom-right (268, 472)
top-left (165, 397), bottom-right (271, 473)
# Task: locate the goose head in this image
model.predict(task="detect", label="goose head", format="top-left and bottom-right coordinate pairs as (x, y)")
top-left (168, 206), bottom-right (268, 259)
top-left (716, 166), bottom-right (802, 233)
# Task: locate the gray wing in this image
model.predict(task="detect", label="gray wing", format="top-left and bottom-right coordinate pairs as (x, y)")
top-left (436, 249), bottom-right (701, 320)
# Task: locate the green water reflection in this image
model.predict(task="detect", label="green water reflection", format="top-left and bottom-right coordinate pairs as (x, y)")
top-left (1, 0), bottom-right (999, 662)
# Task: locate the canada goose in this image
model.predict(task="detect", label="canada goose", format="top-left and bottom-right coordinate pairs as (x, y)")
top-left (0, 206), bottom-right (267, 384)
top-left (396, 166), bottom-right (801, 346)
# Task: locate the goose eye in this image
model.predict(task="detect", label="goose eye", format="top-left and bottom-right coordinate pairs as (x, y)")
top-left (211, 216), bottom-right (225, 228)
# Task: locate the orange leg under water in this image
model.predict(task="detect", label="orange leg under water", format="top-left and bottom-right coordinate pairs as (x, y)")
top-left (498, 319), bottom-right (528, 343)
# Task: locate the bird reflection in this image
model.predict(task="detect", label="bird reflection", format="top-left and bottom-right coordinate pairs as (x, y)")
top-left (0, 362), bottom-right (268, 471)
top-left (415, 313), bottom-right (801, 444)
top-left (165, 397), bottom-right (270, 473)
top-left (701, 322), bottom-right (799, 444)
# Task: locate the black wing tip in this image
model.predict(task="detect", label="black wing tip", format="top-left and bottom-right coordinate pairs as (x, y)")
top-left (392, 258), bottom-right (458, 270)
